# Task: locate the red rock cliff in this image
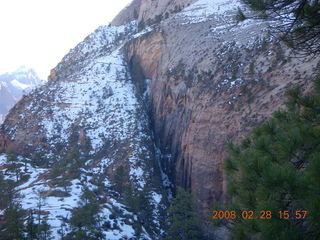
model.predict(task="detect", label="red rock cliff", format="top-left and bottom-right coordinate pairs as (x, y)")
top-left (121, 0), bottom-right (320, 216)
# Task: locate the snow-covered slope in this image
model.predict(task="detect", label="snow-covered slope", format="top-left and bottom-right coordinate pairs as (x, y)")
top-left (0, 21), bottom-right (166, 239)
top-left (0, 152), bottom-right (163, 239)
top-left (176, 0), bottom-right (242, 24)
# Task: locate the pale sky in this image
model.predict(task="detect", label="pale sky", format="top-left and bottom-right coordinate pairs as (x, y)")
top-left (0, 0), bottom-right (132, 80)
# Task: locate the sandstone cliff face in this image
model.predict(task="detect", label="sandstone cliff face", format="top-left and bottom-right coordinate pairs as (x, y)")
top-left (111, 0), bottom-right (142, 26)
top-left (120, 0), bottom-right (320, 215)
top-left (137, 0), bottom-right (196, 23)
top-left (111, 0), bottom-right (196, 26)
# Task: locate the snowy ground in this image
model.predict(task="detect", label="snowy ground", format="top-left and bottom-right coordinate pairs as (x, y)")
top-left (174, 0), bottom-right (268, 48)
top-left (39, 47), bottom-right (138, 152)
top-left (0, 153), bottom-right (155, 239)
top-left (175, 0), bottom-right (242, 25)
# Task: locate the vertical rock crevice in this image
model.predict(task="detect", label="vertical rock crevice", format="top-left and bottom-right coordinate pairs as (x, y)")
top-left (124, 32), bottom-right (182, 198)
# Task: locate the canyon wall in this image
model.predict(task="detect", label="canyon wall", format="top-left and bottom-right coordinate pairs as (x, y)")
top-left (120, 0), bottom-right (320, 215)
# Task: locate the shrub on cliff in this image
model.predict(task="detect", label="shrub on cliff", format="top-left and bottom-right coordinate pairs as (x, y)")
top-left (236, 8), bottom-right (247, 22)
top-left (138, 19), bottom-right (145, 31)
top-left (225, 78), bottom-right (320, 239)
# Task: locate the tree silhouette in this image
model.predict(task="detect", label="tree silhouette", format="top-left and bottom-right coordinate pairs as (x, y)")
top-left (225, 78), bottom-right (320, 239)
top-left (243, 0), bottom-right (320, 55)
top-left (166, 187), bottom-right (203, 240)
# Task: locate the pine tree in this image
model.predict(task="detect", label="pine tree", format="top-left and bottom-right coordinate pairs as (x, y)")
top-left (138, 18), bottom-right (145, 31)
top-left (113, 165), bottom-right (128, 195)
top-left (38, 216), bottom-right (52, 240)
top-left (236, 8), bottom-right (246, 22)
top-left (242, 0), bottom-right (320, 55)
top-left (124, 185), bottom-right (139, 212)
top-left (2, 203), bottom-right (26, 240)
top-left (225, 78), bottom-right (320, 240)
top-left (136, 188), bottom-right (157, 235)
top-left (0, 173), bottom-right (16, 210)
top-left (25, 211), bottom-right (37, 240)
top-left (124, 186), bottom-right (158, 236)
top-left (166, 187), bottom-right (203, 240)
top-left (66, 187), bottom-right (104, 240)
top-left (6, 154), bottom-right (23, 182)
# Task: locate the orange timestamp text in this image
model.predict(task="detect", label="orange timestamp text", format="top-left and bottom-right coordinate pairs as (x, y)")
top-left (212, 210), bottom-right (307, 220)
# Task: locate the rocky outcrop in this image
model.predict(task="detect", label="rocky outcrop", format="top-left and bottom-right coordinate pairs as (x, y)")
top-left (111, 0), bottom-right (142, 26)
top-left (137, 0), bottom-right (196, 23)
top-left (111, 0), bottom-right (196, 27)
top-left (126, 32), bottom-right (164, 79)
top-left (0, 135), bottom-right (12, 152)
top-left (47, 69), bottom-right (57, 81)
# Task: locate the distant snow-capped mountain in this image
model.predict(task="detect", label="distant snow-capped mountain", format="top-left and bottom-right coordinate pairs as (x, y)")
top-left (0, 67), bottom-right (43, 123)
